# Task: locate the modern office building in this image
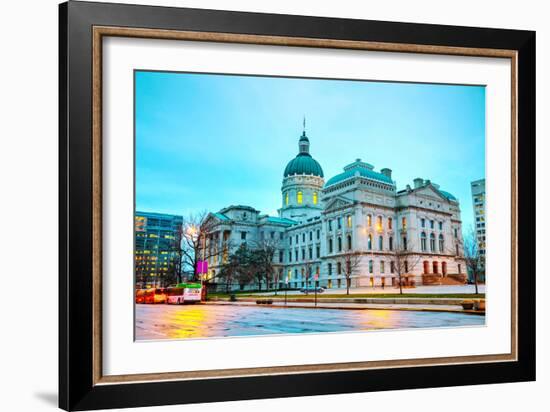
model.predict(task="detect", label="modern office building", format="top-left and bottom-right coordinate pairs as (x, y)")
top-left (203, 128), bottom-right (465, 290)
top-left (471, 178), bottom-right (486, 280)
top-left (135, 211), bottom-right (183, 288)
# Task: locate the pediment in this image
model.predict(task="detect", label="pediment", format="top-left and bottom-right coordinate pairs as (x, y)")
top-left (415, 185), bottom-right (449, 202)
top-left (324, 196), bottom-right (354, 212)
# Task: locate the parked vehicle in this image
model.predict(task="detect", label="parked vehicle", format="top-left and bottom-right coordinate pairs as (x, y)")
top-left (135, 289), bottom-right (146, 304)
top-left (144, 288), bottom-right (167, 304)
top-left (299, 286), bottom-right (325, 294)
top-left (166, 283), bottom-right (202, 304)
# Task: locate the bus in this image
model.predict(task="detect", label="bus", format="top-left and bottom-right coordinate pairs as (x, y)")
top-left (135, 289), bottom-right (146, 304)
top-left (166, 283), bottom-right (202, 304)
top-left (144, 288), bottom-right (167, 304)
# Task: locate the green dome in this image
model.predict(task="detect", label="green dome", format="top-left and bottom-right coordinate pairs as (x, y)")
top-left (284, 153), bottom-right (324, 178)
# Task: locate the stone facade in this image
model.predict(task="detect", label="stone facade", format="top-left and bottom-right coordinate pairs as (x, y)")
top-left (204, 131), bottom-right (464, 290)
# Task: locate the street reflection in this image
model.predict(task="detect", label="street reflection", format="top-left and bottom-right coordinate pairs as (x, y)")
top-left (135, 304), bottom-right (485, 341)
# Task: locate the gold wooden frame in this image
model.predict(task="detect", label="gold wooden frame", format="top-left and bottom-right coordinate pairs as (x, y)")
top-left (92, 26), bottom-right (518, 386)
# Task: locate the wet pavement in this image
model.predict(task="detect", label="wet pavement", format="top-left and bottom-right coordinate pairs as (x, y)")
top-left (135, 303), bottom-right (485, 340)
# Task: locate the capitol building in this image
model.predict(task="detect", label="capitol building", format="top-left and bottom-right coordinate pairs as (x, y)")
top-left (204, 128), bottom-right (465, 290)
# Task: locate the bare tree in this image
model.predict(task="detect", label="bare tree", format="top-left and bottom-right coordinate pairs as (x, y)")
top-left (303, 259), bottom-right (315, 293)
top-left (251, 238), bottom-right (280, 291)
top-left (180, 211), bottom-right (218, 281)
top-left (342, 251), bottom-right (361, 295)
top-left (462, 226), bottom-right (484, 295)
top-left (388, 246), bottom-right (422, 295)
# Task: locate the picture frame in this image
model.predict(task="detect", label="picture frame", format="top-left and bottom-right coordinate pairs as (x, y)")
top-left (59, 1), bottom-right (536, 410)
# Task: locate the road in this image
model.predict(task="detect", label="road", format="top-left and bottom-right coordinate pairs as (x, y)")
top-left (136, 303), bottom-right (485, 340)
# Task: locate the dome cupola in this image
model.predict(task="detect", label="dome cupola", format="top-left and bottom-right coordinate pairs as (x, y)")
top-left (283, 128), bottom-right (324, 178)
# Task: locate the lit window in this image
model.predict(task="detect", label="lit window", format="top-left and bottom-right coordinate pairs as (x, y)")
top-left (367, 215), bottom-right (372, 227)
top-left (402, 217), bottom-right (407, 230)
top-left (376, 216), bottom-right (383, 232)
top-left (388, 217), bottom-right (393, 230)
top-left (313, 192), bottom-right (318, 205)
top-left (285, 192), bottom-right (289, 205)
top-left (297, 191), bottom-right (303, 204)
top-left (347, 215), bottom-right (352, 228)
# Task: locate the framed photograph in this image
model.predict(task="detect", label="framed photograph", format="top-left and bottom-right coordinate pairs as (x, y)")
top-left (59, 1), bottom-right (535, 410)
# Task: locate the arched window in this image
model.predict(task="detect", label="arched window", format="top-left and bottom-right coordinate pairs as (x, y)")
top-left (430, 233), bottom-right (436, 251)
top-left (285, 192), bottom-right (289, 205)
top-left (347, 215), bottom-right (352, 228)
top-left (328, 263), bottom-right (332, 276)
top-left (313, 191), bottom-right (318, 205)
top-left (297, 191), bottom-right (303, 204)
top-left (367, 234), bottom-right (372, 250)
top-left (337, 237), bottom-right (342, 252)
top-left (433, 261), bottom-right (439, 274)
top-left (378, 235), bottom-right (383, 250)
top-left (403, 236), bottom-right (408, 250)
top-left (376, 216), bottom-right (383, 232)
top-left (421, 232), bottom-right (427, 251)
top-left (388, 217), bottom-right (393, 230)
top-left (337, 261), bottom-right (342, 274)
top-left (389, 236), bottom-right (393, 251)
top-left (347, 235), bottom-right (352, 250)
top-left (368, 260), bottom-right (373, 273)
top-left (439, 234), bottom-right (444, 252)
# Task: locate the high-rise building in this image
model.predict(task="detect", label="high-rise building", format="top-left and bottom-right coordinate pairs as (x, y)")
top-left (135, 211), bottom-right (183, 288)
top-left (471, 179), bottom-right (486, 279)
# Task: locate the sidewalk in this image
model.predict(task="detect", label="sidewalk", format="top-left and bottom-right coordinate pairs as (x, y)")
top-left (207, 300), bottom-right (485, 315)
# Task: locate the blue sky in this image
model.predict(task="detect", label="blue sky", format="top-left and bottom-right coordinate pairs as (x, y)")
top-left (135, 71), bottom-right (485, 233)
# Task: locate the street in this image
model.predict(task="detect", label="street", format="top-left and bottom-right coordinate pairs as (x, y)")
top-left (135, 303), bottom-right (485, 340)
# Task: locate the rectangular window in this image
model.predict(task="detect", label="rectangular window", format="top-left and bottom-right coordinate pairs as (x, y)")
top-left (279, 251), bottom-right (283, 262)
top-left (302, 233), bottom-right (306, 242)
top-left (270, 231), bottom-right (275, 239)
top-left (367, 215), bottom-right (372, 227)
top-left (317, 229), bottom-right (320, 239)
top-left (308, 248), bottom-right (312, 260)
top-left (337, 217), bottom-right (342, 230)
top-left (380, 261), bottom-right (385, 273)
top-left (438, 221), bottom-right (443, 230)
top-left (328, 220), bottom-right (333, 231)
top-left (241, 231), bottom-right (247, 240)
top-left (310, 231), bottom-right (313, 241)
top-left (347, 215), bottom-right (352, 228)
top-left (430, 220), bottom-right (434, 229)
top-left (289, 251), bottom-right (292, 262)
top-left (289, 236), bottom-right (292, 245)
top-left (390, 261), bottom-right (395, 273)
top-left (316, 245), bottom-right (320, 258)
top-left (421, 218), bottom-right (425, 228)
top-left (388, 217), bottom-right (393, 230)
top-left (402, 217), bottom-right (407, 230)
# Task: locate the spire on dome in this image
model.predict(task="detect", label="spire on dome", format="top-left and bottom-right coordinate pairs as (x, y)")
top-left (299, 117), bottom-right (310, 154)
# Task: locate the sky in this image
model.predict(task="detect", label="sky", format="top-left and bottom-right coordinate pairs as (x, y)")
top-left (135, 70), bottom-right (485, 233)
